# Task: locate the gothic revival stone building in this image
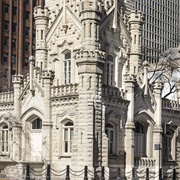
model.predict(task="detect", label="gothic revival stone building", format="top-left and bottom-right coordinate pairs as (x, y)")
top-left (0, 0), bottom-right (180, 179)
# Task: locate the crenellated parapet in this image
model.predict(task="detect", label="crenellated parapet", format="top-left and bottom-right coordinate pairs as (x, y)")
top-left (76, 49), bottom-right (105, 62)
top-left (42, 70), bottom-right (54, 79)
top-left (153, 80), bottom-right (164, 95)
top-left (42, 70), bottom-right (55, 86)
top-left (75, 49), bottom-right (105, 75)
top-left (12, 75), bottom-right (23, 85)
top-left (34, 6), bottom-right (49, 21)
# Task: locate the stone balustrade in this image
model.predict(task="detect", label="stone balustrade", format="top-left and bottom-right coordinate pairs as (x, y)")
top-left (0, 91), bottom-right (14, 103)
top-left (162, 98), bottom-right (180, 110)
top-left (51, 83), bottom-right (78, 97)
top-left (102, 85), bottom-right (126, 99)
top-left (134, 157), bottom-right (156, 168)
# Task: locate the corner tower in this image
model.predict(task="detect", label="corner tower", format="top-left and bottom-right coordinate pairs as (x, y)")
top-left (34, 6), bottom-right (49, 69)
top-left (73, 0), bottom-right (106, 178)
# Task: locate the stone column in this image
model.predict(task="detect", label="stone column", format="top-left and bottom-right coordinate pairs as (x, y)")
top-left (42, 70), bottom-right (54, 163)
top-left (12, 75), bottom-right (23, 161)
top-left (124, 74), bottom-right (135, 177)
top-left (153, 80), bottom-right (163, 170)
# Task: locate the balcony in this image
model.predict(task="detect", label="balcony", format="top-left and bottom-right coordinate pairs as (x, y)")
top-left (134, 157), bottom-right (156, 168)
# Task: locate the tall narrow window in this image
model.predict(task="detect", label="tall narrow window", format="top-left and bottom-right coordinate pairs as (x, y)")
top-left (63, 52), bottom-right (71, 84)
top-left (105, 123), bottom-right (115, 155)
top-left (1, 124), bottom-right (9, 154)
top-left (63, 122), bottom-right (73, 154)
top-left (106, 55), bottom-right (114, 86)
top-left (134, 122), bottom-right (146, 157)
top-left (31, 118), bottom-right (42, 161)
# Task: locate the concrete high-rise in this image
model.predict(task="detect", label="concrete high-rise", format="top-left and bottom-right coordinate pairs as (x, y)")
top-left (0, 0), bottom-right (44, 91)
top-left (134, 0), bottom-right (180, 64)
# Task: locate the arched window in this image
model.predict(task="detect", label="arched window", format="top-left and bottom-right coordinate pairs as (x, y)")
top-left (105, 123), bottom-right (115, 155)
top-left (106, 55), bottom-right (114, 86)
top-left (63, 121), bottom-right (73, 154)
top-left (134, 122), bottom-right (146, 157)
top-left (30, 118), bottom-right (42, 161)
top-left (63, 52), bottom-right (71, 84)
top-left (1, 124), bottom-right (9, 153)
top-left (32, 118), bottom-right (42, 129)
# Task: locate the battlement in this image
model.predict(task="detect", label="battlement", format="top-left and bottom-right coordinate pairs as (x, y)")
top-left (75, 49), bottom-right (105, 62)
top-left (124, 74), bottom-right (135, 83)
top-left (153, 80), bottom-right (163, 90)
top-left (81, 1), bottom-right (101, 12)
top-left (42, 70), bottom-right (55, 79)
top-left (129, 10), bottom-right (144, 24)
top-left (34, 6), bottom-right (49, 19)
top-left (12, 75), bottom-right (23, 84)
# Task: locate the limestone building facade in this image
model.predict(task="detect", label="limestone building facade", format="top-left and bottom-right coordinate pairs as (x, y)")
top-left (0, 0), bottom-right (180, 179)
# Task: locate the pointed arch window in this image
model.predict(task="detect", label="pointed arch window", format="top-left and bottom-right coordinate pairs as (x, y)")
top-left (32, 118), bottom-right (42, 129)
top-left (106, 55), bottom-right (114, 86)
top-left (1, 124), bottom-right (9, 154)
top-left (105, 123), bottom-right (115, 155)
top-left (63, 52), bottom-right (71, 84)
top-left (63, 121), bottom-right (73, 154)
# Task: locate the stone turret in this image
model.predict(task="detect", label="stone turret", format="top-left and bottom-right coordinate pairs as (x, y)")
top-left (129, 11), bottom-right (144, 74)
top-left (73, 1), bottom-right (106, 178)
top-left (34, 6), bottom-right (49, 69)
top-left (80, 0), bottom-right (102, 49)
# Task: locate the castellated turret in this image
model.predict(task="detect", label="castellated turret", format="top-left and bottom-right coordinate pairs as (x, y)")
top-left (80, 0), bottom-right (102, 50)
top-left (34, 6), bottom-right (49, 69)
top-left (129, 11), bottom-right (144, 74)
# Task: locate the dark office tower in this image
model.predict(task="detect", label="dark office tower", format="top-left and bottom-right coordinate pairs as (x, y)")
top-left (134, 0), bottom-right (180, 64)
top-left (0, 0), bottom-right (44, 91)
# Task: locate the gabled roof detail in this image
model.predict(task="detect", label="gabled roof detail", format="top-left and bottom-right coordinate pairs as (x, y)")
top-left (46, 6), bottom-right (82, 43)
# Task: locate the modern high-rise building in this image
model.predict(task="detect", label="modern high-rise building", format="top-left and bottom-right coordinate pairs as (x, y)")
top-left (134, 0), bottom-right (180, 64)
top-left (0, 0), bottom-right (44, 91)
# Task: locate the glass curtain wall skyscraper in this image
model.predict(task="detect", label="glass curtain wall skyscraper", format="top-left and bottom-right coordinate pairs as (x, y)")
top-left (134, 0), bottom-right (180, 64)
